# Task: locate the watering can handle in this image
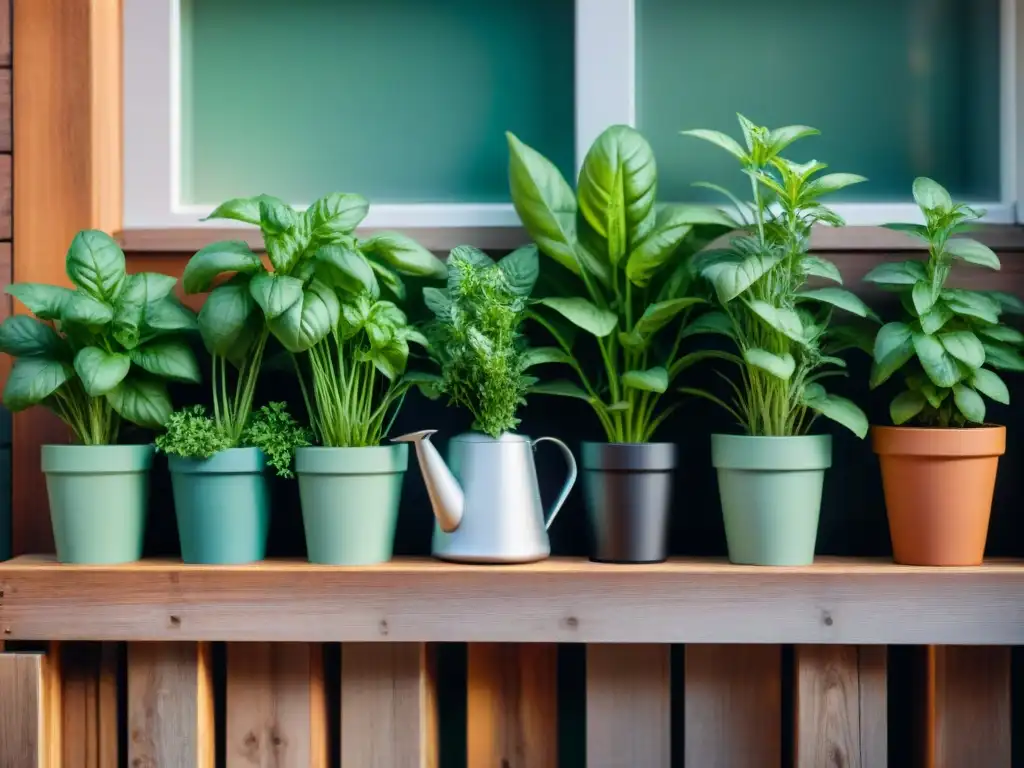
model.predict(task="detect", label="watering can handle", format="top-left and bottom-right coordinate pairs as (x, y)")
top-left (531, 437), bottom-right (578, 531)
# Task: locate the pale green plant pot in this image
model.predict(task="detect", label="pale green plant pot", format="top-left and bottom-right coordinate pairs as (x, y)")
top-left (296, 444), bottom-right (408, 565)
top-left (711, 434), bottom-right (832, 566)
top-left (42, 444), bottom-right (153, 565)
top-left (169, 448), bottom-right (270, 565)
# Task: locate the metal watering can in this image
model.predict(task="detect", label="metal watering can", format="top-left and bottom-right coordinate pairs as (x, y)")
top-left (392, 431), bottom-right (577, 563)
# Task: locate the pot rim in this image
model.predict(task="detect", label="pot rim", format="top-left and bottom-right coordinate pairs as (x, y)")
top-left (295, 442), bottom-right (409, 475)
top-left (580, 441), bottom-right (676, 471)
top-left (167, 446), bottom-right (266, 475)
top-left (42, 443), bottom-right (154, 474)
top-left (871, 424), bottom-right (1006, 458)
top-left (711, 433), bottom-right (831, 471)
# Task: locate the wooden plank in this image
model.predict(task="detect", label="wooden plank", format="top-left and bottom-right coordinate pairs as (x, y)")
top-left (684, 644), bottom-right (781, 768)
top-left (12, 0), bottom-right (122, 555)
top-left (340, 643), bottom-right (437, 768)
top-left (225, 642), bottom-right (327, 768)
top-left (0, 154), bottom-right (9, 241)
top-left (0, 71), bottom-right (10, 154)
top-left (467, 643), bottom-right (557, 768)
top-left (858, 646), bottom-right (887, 768)
top-left (0, 0), bottom-right (9, 67)
top-left (928, 646), bottom-right (1010, 768)
top-left (586, 644), bottom-right (670, 768)
top-left (127, 642), bottom-right (214, 768)
top-left (3, 557), bottom-right (1024, 644)
top-left (0, 653), bottom-right (46, 767)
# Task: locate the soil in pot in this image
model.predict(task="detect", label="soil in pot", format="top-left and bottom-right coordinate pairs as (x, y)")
top-left (582, 442), bottom-right (676, 563)
top-left (872, 425), bottom-right (1005, 566)
top-left (711, 434), bottom-right (832, 566)
top-left (296, 444), bottom-right (408, 565)
top-left (43, 443), bottom-right (154, 564)
top-left (169, 447), bottom-right (270, 564)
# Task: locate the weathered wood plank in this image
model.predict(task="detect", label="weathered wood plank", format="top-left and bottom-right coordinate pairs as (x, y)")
top-left (226, 642), bottom-right (327, 768)
top-left (0, 71), bottom-right (10, 154)
top-left (340, 643), bottom-right (437, 768)
top-left (0, 653), bottom-right (47, 767)
top-left (0, 0), bottom-right (9, 67)
top-left (586, 644), bottom-right (670, 768)
top-left (467, 643), bottom-right (557, 768)
top-left (43, 642), bottom-right (119, 768)
top-left (858, 646), bottom-right (887, 767)
top-left (127, 642), bottom-right (214, 768)
top-left (684, 644), bottom-right (781, 768)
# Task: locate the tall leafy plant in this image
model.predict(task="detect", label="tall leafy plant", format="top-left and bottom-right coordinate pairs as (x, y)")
top-left (507, 125), bottom-right (734, 443)
top-left (0, 230), bottom-right (199, 443)
top-left (866, 177), bottom-right (1024, 426)
top-left (683, 116), bottom-right (876, 437)
top-left (423, 245), bottom-right (539, 438)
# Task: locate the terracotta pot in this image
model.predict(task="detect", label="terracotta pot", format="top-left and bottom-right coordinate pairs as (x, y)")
top-left (872, 425), bottom-right (1005, 566)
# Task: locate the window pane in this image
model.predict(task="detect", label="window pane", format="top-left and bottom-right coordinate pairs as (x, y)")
top-left (179, 0), bottom-right (575, 206)
top-left (636, 0), bottom-right (1001, 203)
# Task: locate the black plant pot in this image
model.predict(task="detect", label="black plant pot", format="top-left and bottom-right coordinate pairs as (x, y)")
top-left (582, 442), bottom-right (676, 563)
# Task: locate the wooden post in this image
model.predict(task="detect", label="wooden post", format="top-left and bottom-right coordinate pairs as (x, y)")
top-left (0, 652), bottom-right (48, 767)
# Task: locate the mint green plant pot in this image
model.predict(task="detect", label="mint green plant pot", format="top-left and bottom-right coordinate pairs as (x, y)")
top-left (169, 448), bottom-right (270, 565)
top-left (42, 444), bottom-right (153, 564)
top-left (296, 444), bottom-right (408, 565)
top-left (711, 434), bottom-right (832, 566)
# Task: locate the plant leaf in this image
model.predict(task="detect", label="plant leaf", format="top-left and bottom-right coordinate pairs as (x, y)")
top-left (535, 297), bottom-right (617, 337)
top-left (748, 300), bottom-right (805, 343)
top-left (3, 358), bottom-right (73, 411)
top-left (106, 374), bottom-right (172, 429)
top-left (801, 256), bottom-right (842, 284)
top-left (679, 311), bottom-right (734, 340)
top-left (890, 390), bottom-right (926, 425)
top-left (182, 240), bottom-right (263, 294)
top-left (129, 340), bottom-right (201, 383)
top-left (702, 251), bottom-right (782, 303)
top-left (422, 286), bottom-right (450, 318)
top-left (498, 245), bottom-right (540, 297)
top-left (913, 331), bottom-right (962, 387)
top-left (801, 383), bottom-right (868, 438)
top-left (361, 232), bottom-right (446, 279)
top-left (0, 316), bottom-right (66, 358)
top-left (911, 281), bottom-right (936, 316)
top-left (743, 348), bottom-right (795, 380)
top-left (73, 346), bottom-right (131, 396)
top-left (520, 347), bottom-right (573, 369)
top-left (249, 273), bottom-right (304, 320)
top-left (978, 325), bottom-right (1024, 345)
top-left (203, 194), bottom-right (287, 225)
top-left (938, 330), bottom-right (985, 369)
top-left (62, 292), bottom-right (114, 327)
top-left (918, 303), bottom-right (953, 334)
top-left (913, 177), bottom-right (953, 212)
top-left (198, 281), bottom-right (259, 362)
top-left (7, 283), bottom-right (74, 319)
top-left (369, 261), bottom-right (406, 301)
top-left (635, 297), bottom-right (705, 338)
top-left (65, 230), bottom-right (126, 302)
top-left (142, 296), bottom-right (198, 335)
top-left (862, 260), bottom-right (926, 288)
top-left (870, 322), bottom-right (914, 388)
top-left (266, 279), bottom-right (340, 353)
top-left (952, 383), bottom-right (986, 423)
top-left (768, 125), bottom-right (819, 154)
top-left (987, 291), bottom-right (1024, 315)
top-left (941, 289), bottom-right (1000, 324)
top-left (799, 287), bottom-right (879, 321)
top-left (944, 238), bottom-right (1000, 270)
top-left (304, 192), bottom-right (369, 240)
top-left (528, 380), bottom-right (591, 401)
top-left (804, 173), bottom-right (867, 198)
top-left (314, 244), bottom-right (379, 297)
top-left (982, 341), bottom-right (1024, 371)
top-left (881, 223), bottom-right (930, 242)
top-left (970, 368), bottom-right (1009, 404)
top-left (681, 129), bottom-right (746, 160)
top-left (625, 204), bottom-right (732, 287)
top-left (112, 273), bottom-right (181, 349)
top-left (622, 366), bottom-right (668, 394)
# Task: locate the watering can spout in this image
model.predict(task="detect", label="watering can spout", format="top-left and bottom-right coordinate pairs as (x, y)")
top-left (392, 430), bottom-right (464, 532)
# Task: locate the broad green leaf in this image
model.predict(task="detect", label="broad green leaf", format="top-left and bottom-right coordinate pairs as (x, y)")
top-left (258, 198), bottom-right (299, 234)
top-left (987, 291), bottom-right (1024, 315)
top-left (882, 223), bottom-right (930, 242)
top-left (618, 330), bottom-right (644, 350)
top-left (266, 279), bottom-right (340, 353)
top-left (129, 340), bottom-right (201, 383)
top-left (938, 330), bottom-right (985, 369)
top-left (681, 129), bottom-right (746, 160)
top-left (535, 297), bottom-right (617, 337)
top-left (422, 286), bottom-right (450, 318)
top-left (799, 287), bottom-right (879, 321)
top-left (65, 230), bottom-right (126, 302)
top-left (361, 232), bottom-right (446, 279)
top-left (918, 303), bottom-right (953, 334)
top-left (913, 331), bottom-right (961, 387)
top-left (941, 289), bottom-right (1000, 324)
top-left (198, 282), bottom-right (258, 362)
top-left (142, 297), bottom-right (198, 334)
top-left (748, 300), bottom-right (805, 343)
top-left (263, 229), bottom-right (306, 274)
top-left (182, 240), bottom-right (262, 294)
top-left (635, 297), bottom-right (705, 337)
top-left (529, 380), bottom-right (591, 401)
top-left (625, 205), bottom-right (699, 287)
top-left (203, 194), bottom-right (288, 225)
top-left (112, 273), bottom-right (180, 349)
top-left (982, 341), bottom-right (1024, 371)
top-left (249, 273), bottom-right (304, 319)
top-left (520, 347), bottom-right (573, 369)
top-left (106, 374), bottom-right (172, 429)
top-left (768, 124), bottom-right (819, 153)
top-left (622, 366), bottom-right (668, 394)
top-left (4, 358), bottom-right (73, 411)
top-left (804, 173), bottom-right (867, 198)
top-left (702, 251), bottom-right (782, 303)
top-left (369, 261), bottom-right (405, 301)
top-left (801, 256), bottom-right (842, 283)
top-left (911, 281), bottom-right (935, 316)
top-left (403, 371), bottom-right (443, 399)
top-left (970, 368), bottom-right (1009, 404)
top-left (945, 238), bottom-right (1000, 270)
top-left (7, 283), bottom-right (73, 319)
top-left (0, 316), bottom-right (66, 358)
top-left (679, 311), bottom-right (734, 340)
top-left (743, 348), bottom-right (795, 380)
top-left (978, 325), bottom-right (1024, 345)
top-left (890, 390), bottom-right (926, 425)
top-left (62, 293), bottom-right (113, 327)
top-left (800, 383), bottom-right (868, 438)
top-left (913, 177), bottom-right (953, 212)
top-left (953, 384), bottom-right (986, 423)
top-left (73, 347), bottom-right (130, 396)
top-left (862, 260), bottom-right (926, 288)
top-left (919, 381), bottom-right (947, 408)
top-left (870, 322), bottom-right (914, 388)
top-left (498, 245), bottom-right (540, 297)
top-left (314, 244), bottom-right (379, 297)
top-left (304, 192), bottom-right (368, 240)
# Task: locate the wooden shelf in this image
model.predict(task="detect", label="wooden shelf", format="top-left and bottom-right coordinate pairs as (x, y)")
top-left (1, 555), bottom-right (1022, 644)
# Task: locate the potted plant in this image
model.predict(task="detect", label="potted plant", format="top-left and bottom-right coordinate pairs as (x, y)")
top-left (507, 125), bottom-right (732, 563)
top-left (866, 178), bottom-right (1024, 565)
top-left (683, 116), bottom-right (877, 565)
top-left (0, 230), bottom-right (199, 563)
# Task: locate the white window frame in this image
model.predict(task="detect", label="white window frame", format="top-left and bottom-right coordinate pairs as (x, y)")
top-left (124, 0), bottom-right (1024, 230)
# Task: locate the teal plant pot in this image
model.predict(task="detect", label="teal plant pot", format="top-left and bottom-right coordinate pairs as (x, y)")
top-left (42, 444), bottom-right (153, 564)
top-left (711, 434), bottom-right (832, 566)
top-left (169, 448), bottom-right (270, 565)
top-left (296, 444), bottom-right (408, 565)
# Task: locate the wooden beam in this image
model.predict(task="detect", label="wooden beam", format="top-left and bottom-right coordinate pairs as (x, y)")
top-left (586, 644), bottom-right (670, 768)
top-left (52, 642), bottom-right (118, 768)
top-left (0, 653), bottom-right (47, 766)
top-left (340, 643), bottom-right (437, 768)
top-left (684, 644), bottom-right (781, 768)
top-left (467, 643), bottom-right (557, 768)
top-left (225, 643), bottom-right (327, 768)
top-left (127, 642), bottom-right (214, 768)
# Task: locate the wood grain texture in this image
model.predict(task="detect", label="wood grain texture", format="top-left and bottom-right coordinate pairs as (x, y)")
top-left (0, 0), bottom-right (9, 67)
top-left (226, 643), bottom-right (327, 768)
top-left (127, 642), bottom-right (214, 768)
top-left (340, 643), bottom-right (437, 768)
top-left (684, 644), bottom-right (781, 768)
top-left (2, 556), bottom-right (1024, 644)
top-left (929, 646), bottom-right (1010, 768)
top-left (586, 644), bottom-right (670, 768)
top-left (467, 643), bottom-right (557, 768)
top-left (857, 647), bottom-right (887, 768)
top-left (0, 653), bottom-right (46, 767)
top-left (0, 71), bottom-right (10, 154)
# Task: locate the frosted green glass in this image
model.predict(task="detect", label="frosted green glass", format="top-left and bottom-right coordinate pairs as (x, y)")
top-left (637, 0), bottom-right (1001, 203)
top-left (179, 0), bottom-right (574, 206)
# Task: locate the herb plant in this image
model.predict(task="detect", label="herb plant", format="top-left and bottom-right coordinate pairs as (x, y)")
top-left (423, 245), bottom-right (540, 438)
top-left (0, 230), bottom-right (199, 443)
top-left (683, 116), bottom-right (877, 437)
top-left (866, 177), bottom-right (1024, 427)
top-left (507, 125), bottom-right (733, 443)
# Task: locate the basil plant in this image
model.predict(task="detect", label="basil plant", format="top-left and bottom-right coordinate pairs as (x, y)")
top-left (0, 230), bottom-right (200, 443)
top-left (683, 116), bottom-right (877, 438)
top-left (867, 177), bottom-right (1024, 427)
top-left (507, 125), bottom-right (734, 443)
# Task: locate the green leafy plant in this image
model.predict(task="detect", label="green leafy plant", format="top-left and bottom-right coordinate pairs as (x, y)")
top-left (507, 125), bottom-right (734, 443)
top-left (0, 230), bottom-right (199, 444)
top-left (866, 177), bottom-right (1024, 426)
top-left (423, 245), bottom-right (540, 438)
top-left (683, 116), bottom-right (877, 437)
